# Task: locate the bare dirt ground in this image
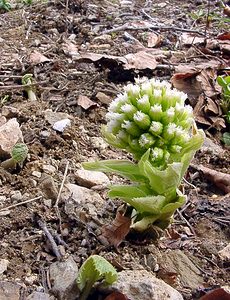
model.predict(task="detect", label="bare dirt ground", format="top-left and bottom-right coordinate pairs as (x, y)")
top-left (0, 0), bottom-right (230, 299)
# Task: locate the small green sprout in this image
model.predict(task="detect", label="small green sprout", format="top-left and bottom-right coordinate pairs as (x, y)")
top-left (76, 255), bottom-right (117, 300)
top-left (217, 75), bottom-right (230, 145)
top-left (1, 143), bottom-right (28, 171)
top-left (22, 74), bottom-right (37, 101)
top-left (0, 0), bottom-right (11, 11)
top-left (83, 78), bottom-right (204, 232)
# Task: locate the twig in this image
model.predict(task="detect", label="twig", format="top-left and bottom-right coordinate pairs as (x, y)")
top-left (205, 0), bottom-right (211, 37)
top-left (54, 160), bottom-right (69, 232)
top-left (0, 81), bottom-right (46, 90)
top-left (102, 24), bottom-right (205, 35)
top-left (0, 196), bottom-right (42, 212)
top-left (54, 160), bottom-right (69, 208)
top-left (37, 218), bottom-right (62, 259)
top-left (176, 209), bottom-right (196, 235)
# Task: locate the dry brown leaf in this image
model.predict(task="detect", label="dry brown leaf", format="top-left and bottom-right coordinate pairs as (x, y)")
top-left (105, 291), bottom-right (128, 300)
top-left (219, 41), bottom-right (230, 55)
top-left (29, 50), bottom-right (50, 65)
top-left (180, 33), bottom-right (205, 46)
top-left (101, 210), bottom-right (131, 247)
top-left (77, 51), bottom-right (158, 70)
top-left (204, 98), bottom-right (219, 115)
top-left (171, 72), bottom-right (202, 100)
top-left (147, 32), bottom-right (161, 48)
top-left (217, 32), bottom-right (230, 41)
top-left (208, 116), bottom-right (226, 130)
top-left (124, 51), bottom-right (157, 69)
top-left (77, 95), bottom-right (98, 110)
top-left (191, 164), bottom-right (230, 194)
top-left (199, 287), bottom-right (230, 300)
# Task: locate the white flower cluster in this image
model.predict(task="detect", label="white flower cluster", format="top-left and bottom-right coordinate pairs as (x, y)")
top-left (105, 78), bottom-right (194, 165)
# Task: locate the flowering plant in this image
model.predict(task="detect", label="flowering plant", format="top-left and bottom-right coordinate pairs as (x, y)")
top-left (83, 78), bottom-right (204, 232)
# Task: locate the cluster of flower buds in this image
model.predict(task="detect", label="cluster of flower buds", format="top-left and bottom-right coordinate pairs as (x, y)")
top-left (105, 78), bottom-right (194, 167)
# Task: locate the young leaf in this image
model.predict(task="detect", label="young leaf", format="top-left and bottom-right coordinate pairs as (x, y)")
top-left (222, 132), bottom-right (230, 145)
top-left (124, 195), bottom-right (166, 214)
top-left (138, 149), bottom-right (181, 195)
top-left (83, 160), bottom-right (147, 182)
top-left (108, 184), bottom-right (153, 200)
top-left (77, 255), bottom-right (117, 300)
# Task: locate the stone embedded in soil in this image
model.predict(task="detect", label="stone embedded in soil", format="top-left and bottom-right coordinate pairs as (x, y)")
top-left (0, 118), bottom-right (23, 157)
top-left (218, 243), bottom-right (230, 261)
top-left (62, 183), bottom-right (105, 223)
top-left (0, 259), bottom-right (9, 275)
top-left (0, 281), bottom-right (23, 300)
top-left (159, 250), bottom-right (203, 289)
top-left (26, 291), bottom-right (51, 300)
top-left (91, 136), bottom-right (108, 150)
top-left (49, 255), bottom-right (79, 300)
top-left (1, 106), bottom-right (19, 118)
top-left (44, 110), bottom-right (71, 126)
top-left (201, 137), bottom-right (224, 155)
top-left (53, 118), bottom-right (71, 133)
top-left (74, 168), bottom-right (110, 188)
top-left (96, 91), bottom-right (112, 105)
top-left (105, 270), bottom-right (183, 300)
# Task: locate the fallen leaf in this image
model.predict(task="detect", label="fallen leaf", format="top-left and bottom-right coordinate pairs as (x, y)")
top-left (190, 164), bottom-right (230, 194)
top-left (77, 95), bottom-right (98, 110)
top-left (101, 210), bottom-right (131, 247)
top-left (204, 98), bottom-right (220, 115)
top-left (171, 71), bottom-right (202, 100)
top-left (217, 32), bottom-right (230, 41)
top-left (62, 41), bottom-right (79, 56)
top-left (147, 32), bottom-right (161, 48)
top-left (105, 291), bottom-right (129, 300)
top-left (180, 33), bottom-right (205, 46)
top-left (124, 51), bottom-right (157, 69)
top-left (199, 287), bottom-right (230, 300)
top-left (219, 41), bottom-right (230, 55)
top-left (29, 50), bottom-right (50, 65)
top-left (76, 51), bottom-right (158, 70)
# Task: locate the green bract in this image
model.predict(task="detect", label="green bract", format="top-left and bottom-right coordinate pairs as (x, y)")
top-left (83, 78), bottom-right (205, 232)
top-left (77, 255), bottom-right (117, 300)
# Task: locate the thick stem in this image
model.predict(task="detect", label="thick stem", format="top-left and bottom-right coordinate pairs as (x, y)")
top-left (27, 89), bottom-right (37, 101)
top-left (0, 158), bottom-right (16, 171)
top-left (79, 280), bottom-right (94, 300)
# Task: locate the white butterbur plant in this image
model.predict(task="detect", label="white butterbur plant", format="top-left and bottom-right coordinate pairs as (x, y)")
top-left (83, 78), bottom-right (205, 232)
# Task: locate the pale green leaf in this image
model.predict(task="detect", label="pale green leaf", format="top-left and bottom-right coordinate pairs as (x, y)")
top-left (108, 184), bottom-right (152, 200)
top-left (76, 255), bottom-right (117, 292)
top-left (126, 195), bottom-right (166, 214)
top-left (83, 160), bottom-right (147, 182)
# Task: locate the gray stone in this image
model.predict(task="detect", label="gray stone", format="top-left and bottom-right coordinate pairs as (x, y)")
top-left (91, 137), bottom-right (108, 150)
top-left (159, 250), bottom-right (203, 289)
top-left (201, 137), bottom-right (224, 156)
top-left (108, 270), bottom-right (183, 300)
top-left (62, 183), bottom-right (105, 223)
top-left (75, 169), bottom-right (110, 188)
top-left (0, 259), bottom-right (9, 275)
top-left (96, 92), bottom-right (112, 105)
top-left (0, 281), bottom-right (23, 300)
top-left (26, 291), bottom-right (51, 300)
top-left (53, 119), bottom-right (71, 133)
top-left (10, 191), bottom-right (22, 202)
top-left (44, 110), bottom-right (71, 126)
top-left (49, 256), bottom-right (79, 300)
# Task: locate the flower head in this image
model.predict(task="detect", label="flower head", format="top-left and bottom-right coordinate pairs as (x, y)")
top-left (104, 78), bottom-right (196, 167)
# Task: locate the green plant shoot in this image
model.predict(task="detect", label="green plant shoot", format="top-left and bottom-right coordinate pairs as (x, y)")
top-left (76, 255), bottom-right (117, 300)
top-left (83, 78), bottom-right (205, 232)
top-left (22, 74), bottom-right (37, 101)
top-left (1, 143), bottom-right (28, 171)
